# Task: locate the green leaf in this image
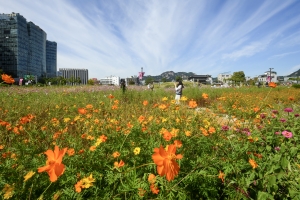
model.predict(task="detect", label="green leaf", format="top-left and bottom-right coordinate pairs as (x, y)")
top-left (281, 157), bottom-right (289, 169)
top-left (266, 145), bottom-right (271, 151)
top-left (258, 191), bottom-right (274, 200)
top-left (268, 175), bottom-right (276, 186)
top-left (290, 147), bottom-right (298, 156)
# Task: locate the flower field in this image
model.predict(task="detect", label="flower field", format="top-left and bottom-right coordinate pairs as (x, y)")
top-left (0, 84), bottom-right (299, 199)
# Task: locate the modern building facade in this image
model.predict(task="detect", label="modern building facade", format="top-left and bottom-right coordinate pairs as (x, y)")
top-left (27, 21), bottom-right (46, 77)
top-left (99, 76), bottom-right (120, 85)
top-left (258, 71), bottom-right (278, 83)
top-left (46, 40), bottom-right (57, 77)
top-left (0, 12), bottom-right (57, 79)
top-left (59, 68), bottom-right (88, 85)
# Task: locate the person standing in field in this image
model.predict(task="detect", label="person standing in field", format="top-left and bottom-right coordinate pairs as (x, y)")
top-left (174, 80), bottom-right (184, 104)
top-left (120, 79), bottom-right (126, 93)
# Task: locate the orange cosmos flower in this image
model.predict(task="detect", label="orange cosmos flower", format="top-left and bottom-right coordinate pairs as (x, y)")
top-left (143, 100), bottom-right (148, 106)
top-left (89, 146), bottom-right (96, 151)
top-left (108, 94), bottom-right (114, 99)
top-left (159, 104), bottom-right (167, 110)
top-left (200, 127), bottom-right (209, 136)
top-left (38, 145), bottom-right (67, 182)
top-left (111, 105), bottom-right (118, 110)
top-left (114, 160), bottom-right (125, 168)
top-left (148, 173), bottom-right (156, 184)
top-left (85, 104), bottom-right (93, 109)
top-left (99, 135), bottom-right (107, 142)
top-left (208, 127), bottom-right (216, 134)
top-left (249, 159), bottom-right (258, 169)
top-left (127, 122), bottom-right (133, 128)
top-left (163, 130), bottom-right (172, 141)
top-left (269, 82), bottom-right (276, 88)
top-left (112, 151), bottom-right (120, 158)
top-left (138, 115), bottom-right (145, 123)
top-left (288, 96), bottom-right (295, 101)
top-left (218, 171), bottom-right (225, 182)
top-left (173, 140), bottom-right (182, 148)
top-left (253, 107), bottom-right (260, 112)
top-left (78, 108), bottom-right (87, 115)
top-left (188, 100), bottom-right (197, 108)
top-left (67, 148), bottom-right (75, 156)
top-left (75, 180), bottom-right (83, 193)
top-left (1, 74), bottom-right (15, 84)
top-left (202, 93), bottom-right (209, 99)
top-left (152, 144), bottom-right (183, 181)
top-left (150, 184), bottom-right (159, 194)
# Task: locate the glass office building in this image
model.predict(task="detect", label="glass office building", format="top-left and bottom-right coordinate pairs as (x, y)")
top-left (27, 21), bottom-right (47, 78)
top-left (0, 13), bottom-right (29, 78)
top-left (46, 40), bottom-right (57, 78)
top-left (0, 12), bottom-right (57, 79)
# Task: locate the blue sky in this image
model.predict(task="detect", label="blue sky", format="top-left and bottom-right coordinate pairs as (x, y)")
top-left (1, 0), bottom-right (300, 79)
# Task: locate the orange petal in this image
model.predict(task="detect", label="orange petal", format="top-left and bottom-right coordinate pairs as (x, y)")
top-left (176, 154), bottom-right (183, 160)
top-left (37, 165), bottom-right (50, 173)
top-left (48, 168), bottom-right (58, 182)
top-left (152, 153), bottom-right (164, 165)
top-left (167, 144), bottom-right (176, 154)
top-left (158, 146), bottom-right (167, 157)
top-left (57, 148), bottom-right (67, 163)
top-left (44, 150), bottom-right (55, 161)
top-left (54, 163), bottom-right (65, 178)
top-left (54, 146), bottom-right (60, 160)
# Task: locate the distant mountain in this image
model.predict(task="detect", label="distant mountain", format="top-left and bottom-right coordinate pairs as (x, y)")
top-left (287, 69), bottom-right (300, 77)
top-left (144, 71), bottom-right (196, 81)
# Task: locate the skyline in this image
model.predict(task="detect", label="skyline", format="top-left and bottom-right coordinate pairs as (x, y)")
top-left (1, 0), bottom-right (300, 79)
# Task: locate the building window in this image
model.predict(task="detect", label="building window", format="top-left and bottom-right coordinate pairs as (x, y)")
top-left (4, 30), bottom-right (10, 34)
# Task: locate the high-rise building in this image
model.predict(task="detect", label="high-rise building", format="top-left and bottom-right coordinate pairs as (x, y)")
top-left (0, 12), bottom-right (57, 79)
top-left (59, 68), bottom-right (89, 85)
top-left (27, 21), bottom-right (46, 77)
top-left (0, 13), bottom-right (29, 78)
top-left (46, 40), bottom-right (57, 77)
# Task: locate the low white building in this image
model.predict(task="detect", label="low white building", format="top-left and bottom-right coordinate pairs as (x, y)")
top-left (99, 76), bottom-right (120, 85)
top-left (217, 74), bottom-right (232, 83)
top-left (258, 71), bottom-right (278, 83)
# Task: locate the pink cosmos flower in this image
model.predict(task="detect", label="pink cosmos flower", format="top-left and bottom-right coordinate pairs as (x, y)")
top-left (272, 110), bottom-right (279, 114)
top-left (274, 131), bottom-right (280, 135)
top-left (284, 108), bottom-right (293, 113)
top-left (282, 131), bottom-right (293, 138)
top-left (274, 147), bottom-right (280, 151)
top-left (280, 118), bottom-right (286, 123)
top-left (221, 125), bottom-right (229, 131)
top-left (295, 114), bottom-right (299, 117)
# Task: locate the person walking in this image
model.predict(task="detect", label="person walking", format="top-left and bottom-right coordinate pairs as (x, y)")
top-left (174, 80), bottom-right (184, 104)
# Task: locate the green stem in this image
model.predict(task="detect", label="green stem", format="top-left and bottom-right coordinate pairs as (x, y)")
top-left (37, 182), bottom-right (52, 199)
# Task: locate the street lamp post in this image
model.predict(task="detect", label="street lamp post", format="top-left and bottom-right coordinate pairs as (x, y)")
top-left (269, 68), bottom-right (274, 82)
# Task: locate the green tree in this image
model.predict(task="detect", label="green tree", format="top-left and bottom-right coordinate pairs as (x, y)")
top-left (230, 71), bottom-right (246, 85)
top-left (175, 76), bottom-right (182, 82)
top-left (88, 79), bottom-right (95, 85)
top-left (145, 77), bottom-right (154, 85)
top-left (161, 77), bottom-right (167, 83)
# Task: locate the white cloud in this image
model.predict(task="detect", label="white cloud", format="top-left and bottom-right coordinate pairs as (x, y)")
top-left (0, 0), bottom-right (299, 78)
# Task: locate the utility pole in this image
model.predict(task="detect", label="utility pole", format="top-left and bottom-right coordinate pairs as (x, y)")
top-left (269, 68), bottom-right (274, 82)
